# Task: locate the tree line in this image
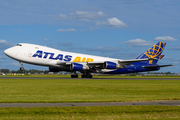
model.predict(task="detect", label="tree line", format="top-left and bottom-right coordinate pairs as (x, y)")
top-left (0, 69), bottom-right (49, 74)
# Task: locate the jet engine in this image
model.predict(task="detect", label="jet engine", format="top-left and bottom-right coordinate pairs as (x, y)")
top-left (70, 63), bottom-right (89, 71)
top-left (104, 61), bottom-right (123, 69)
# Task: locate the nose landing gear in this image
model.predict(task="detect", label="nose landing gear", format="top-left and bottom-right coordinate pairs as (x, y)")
top-left (19, 62), bottom-right (24, 71)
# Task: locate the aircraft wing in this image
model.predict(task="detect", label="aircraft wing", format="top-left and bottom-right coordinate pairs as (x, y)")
top-left (87, 58), bottom-right (155, 65)
top-left (143, 64), bottom-right (174, 68)
top-left (56, 61), bottom-right (71, 65)
top-left (55, 58), bottom-right (156, 70)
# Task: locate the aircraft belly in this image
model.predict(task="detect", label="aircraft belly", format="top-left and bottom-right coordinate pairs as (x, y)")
top-left (102, 66), bottom-right (146, 74)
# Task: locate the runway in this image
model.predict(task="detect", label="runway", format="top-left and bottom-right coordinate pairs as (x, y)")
top-left (0, 77), bottom-right (180, 80)
top-left (0, 101), bottom-right (180, 107)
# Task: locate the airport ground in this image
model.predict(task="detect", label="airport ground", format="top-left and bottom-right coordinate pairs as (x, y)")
top-left (0, 75), bottom-right (180, 119)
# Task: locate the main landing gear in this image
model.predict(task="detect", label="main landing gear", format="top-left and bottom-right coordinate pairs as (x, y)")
top-left (71, 72), bottom-right (93, 78)
top-left (71, 71), bottom-right (78, 78)
top-left (71, 74), bottom-right (78, 78)
top-left (19, 62), bottom-right (24, 71)
top-left (81, 72), bottom-right (93, 78)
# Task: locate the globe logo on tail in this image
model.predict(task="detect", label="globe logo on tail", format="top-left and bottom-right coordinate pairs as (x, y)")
top-left (144, 42), bottom-right (165, 64)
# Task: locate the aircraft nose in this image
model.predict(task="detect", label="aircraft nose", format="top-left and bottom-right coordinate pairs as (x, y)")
top-left (4, 48), bottom-right (10, 56)
top-left (4, 47), bottom-right (15, 57)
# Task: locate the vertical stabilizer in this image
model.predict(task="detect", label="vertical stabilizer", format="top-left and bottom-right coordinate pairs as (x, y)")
top-left (136, 42), bottom-right (166, 64)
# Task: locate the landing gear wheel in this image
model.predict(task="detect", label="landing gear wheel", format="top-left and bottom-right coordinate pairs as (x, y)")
top-left (20, 67), bottom-right (24, 71)
top-left (71, 75), bottom-right (78, 78)
top-left (81, 75), bottom-right (85, 78)
top-left (71, 75), bottom-right (74, 78)
top-left (81, 73), bottom-right (93, 78)
top-left (19, 62), bottom-right (24, 71)
top-left (86, 74), bottom-right (93, 78)
top-left (88, 74), bottom-right (93, 78)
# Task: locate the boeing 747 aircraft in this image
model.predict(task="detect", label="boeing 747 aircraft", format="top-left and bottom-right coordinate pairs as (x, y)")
top-left (4, 42), bottom-right (172, 78)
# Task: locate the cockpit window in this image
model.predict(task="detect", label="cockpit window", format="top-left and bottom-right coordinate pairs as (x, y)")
top-left (16, 44), bottom-right (22, 46)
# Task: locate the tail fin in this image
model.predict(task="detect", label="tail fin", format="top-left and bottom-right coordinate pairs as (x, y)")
top-left (136, 42), bottom-right (166, 64)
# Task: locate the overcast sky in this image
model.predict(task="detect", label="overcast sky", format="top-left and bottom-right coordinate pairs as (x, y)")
top-left (0, 0), bottom-right (179, 73)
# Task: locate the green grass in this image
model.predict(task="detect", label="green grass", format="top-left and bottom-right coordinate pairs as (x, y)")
top-left (0, 74), bottom-right (71, 78)
top-left (0, 106), bottom-right (180, 119)
top-left (1, 74), bottom-right (180, 78)
top-left (0, 79), bottom-right (180, 103)
top-left (0, 78), bottom-right (179, 119)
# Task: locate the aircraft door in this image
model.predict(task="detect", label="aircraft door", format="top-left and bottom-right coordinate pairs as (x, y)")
top-left (28, 51), bottom-right (33, 58)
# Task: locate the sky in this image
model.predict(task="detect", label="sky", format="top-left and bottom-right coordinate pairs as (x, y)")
top-left (0, 0), bottom-right (180, 73)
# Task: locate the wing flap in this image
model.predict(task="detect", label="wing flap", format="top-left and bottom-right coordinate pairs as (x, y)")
top-left (56, 61), bottom-right (71, 65)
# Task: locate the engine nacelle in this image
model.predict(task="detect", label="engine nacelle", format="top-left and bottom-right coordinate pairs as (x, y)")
top-left (104, 61), bottom-right (123, 69)
top-left (70, 63), bottom-right (89, 71)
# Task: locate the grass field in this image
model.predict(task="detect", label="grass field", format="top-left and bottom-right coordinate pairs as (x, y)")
top-left (0, 106), bottom-right (180, 119)
top-left (1, 74), bottom-right (180, 78)
top-left (0, 78), bottom-right (180, 103)
top-left (0, 77), bottom-right (180, 119)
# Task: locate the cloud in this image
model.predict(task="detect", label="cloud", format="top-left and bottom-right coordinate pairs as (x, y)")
top-left (54, 11), bottom-right (127, 28)
top-left (107, 17), bottom-right (126, 27)
top-left (56, 11), bottom-right (106, 21)
top-left (154, 36), bottom-right (177, 41)
top-left (0, 40), bottom-right (14, 50)
top-left (57, 29), bottom-right (77, 32)
top-left (72, 11), bottom-right (106, 19)
top-left (122, 39), bottom-right (154, 46)
top-left (58, 14), bottom-right (68, 20)
top-left (79, 18), bottom-right (91, 22)
top-left (96, 17), bottom-right (127, 27)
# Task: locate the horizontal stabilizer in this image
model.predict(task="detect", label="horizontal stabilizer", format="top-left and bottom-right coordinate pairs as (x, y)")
top-left (143, 64), bottom-right (173, 68)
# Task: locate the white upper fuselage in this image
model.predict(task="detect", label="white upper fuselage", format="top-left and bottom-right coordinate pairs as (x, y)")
top-left (4, 43), bottom-right (120, 67)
